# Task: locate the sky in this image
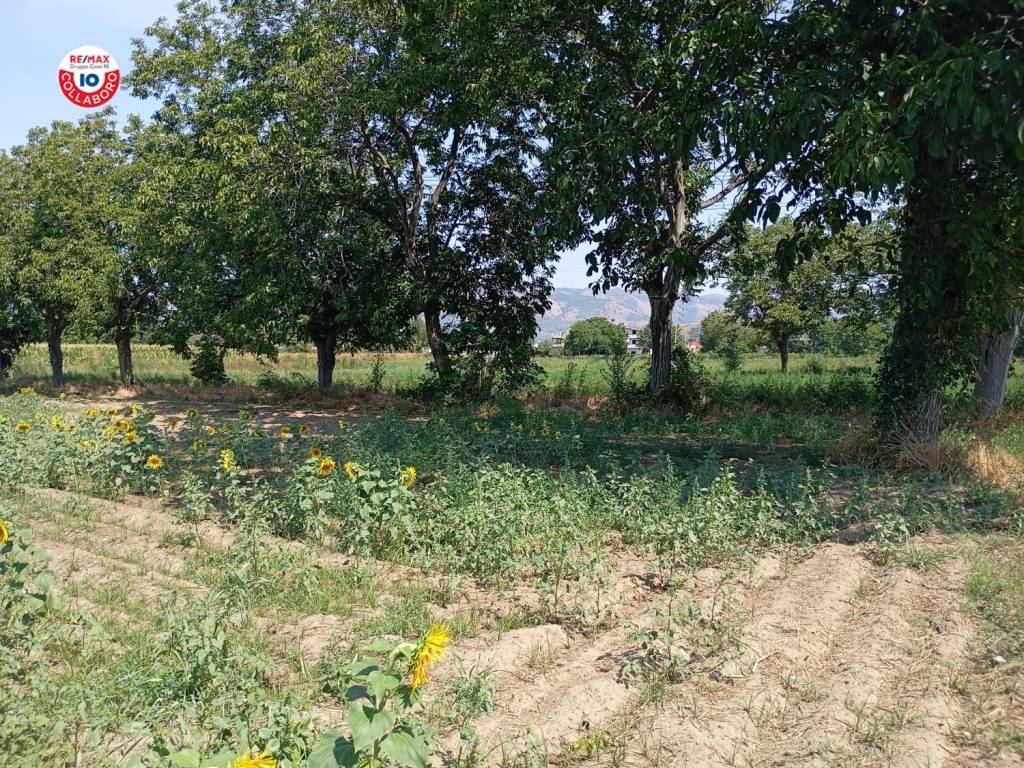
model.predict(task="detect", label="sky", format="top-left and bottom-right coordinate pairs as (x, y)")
top-left (0, 1), bottom-right (715, 293)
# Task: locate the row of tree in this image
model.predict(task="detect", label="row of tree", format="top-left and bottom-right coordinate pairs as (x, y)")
top-left (1, 0), bottom-right (1021, 441)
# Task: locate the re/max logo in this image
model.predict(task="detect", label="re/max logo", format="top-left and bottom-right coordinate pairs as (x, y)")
top-left (68, 54), bottom-right (111, 65)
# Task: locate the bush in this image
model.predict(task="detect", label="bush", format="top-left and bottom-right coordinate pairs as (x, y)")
top-left (657, 346), bottom-right (708, 413)
top-left (189, 338), bottom-right (228, 385)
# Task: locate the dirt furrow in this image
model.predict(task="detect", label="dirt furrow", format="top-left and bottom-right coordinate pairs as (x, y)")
top-left (595, 543), bottom-right (973, 768)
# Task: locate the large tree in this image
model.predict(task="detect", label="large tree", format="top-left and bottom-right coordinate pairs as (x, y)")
top-left (758, 1), bottom-right (1024, 440)
top-left (131, 0), bottom-right (414, 390)
top-left (3, 112), bottom-right (125, 387)
top-left (539, 0), bottom-right (772, 394)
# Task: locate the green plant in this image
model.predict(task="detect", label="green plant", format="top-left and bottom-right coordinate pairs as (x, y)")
top-left (308, 626), bottom-right (451, 768)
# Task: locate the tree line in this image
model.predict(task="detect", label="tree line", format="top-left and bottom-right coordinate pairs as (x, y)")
top-left (0, 0), bottom-right (1021, 441)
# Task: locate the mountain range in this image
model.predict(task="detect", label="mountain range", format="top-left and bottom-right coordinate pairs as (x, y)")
top-left (537, 286), bottom-right (727, 338)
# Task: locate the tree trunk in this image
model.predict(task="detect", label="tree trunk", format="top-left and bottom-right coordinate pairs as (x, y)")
top-left (45, 308), bottom-right (65, 388)
top-left (775, 334), bottom-right (789, 374)
top-left (423, 305), bottom-right (452, 380)
top-left (314, 333), bottom-right (337, 393)
top-left (645, 279), bottom-right (677, 395)
top-left (973, 309), bottom-right (1023, 411)
top-left (114, 327), bottom-right (134, 387)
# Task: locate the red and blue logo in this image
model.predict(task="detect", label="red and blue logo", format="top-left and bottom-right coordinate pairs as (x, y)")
top-left (58, 46), bottom-right (120, 108)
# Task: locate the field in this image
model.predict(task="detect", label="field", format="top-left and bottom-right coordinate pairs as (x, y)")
top-left (1, 352), bottom-right (1023, 768)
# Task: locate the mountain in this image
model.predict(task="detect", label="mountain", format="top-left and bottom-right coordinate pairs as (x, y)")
top-left (537, 286), bottom-right (726, 338)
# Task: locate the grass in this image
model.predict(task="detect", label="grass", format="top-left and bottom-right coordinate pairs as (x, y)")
top-left (1, 354), bottom-right (1022, 766)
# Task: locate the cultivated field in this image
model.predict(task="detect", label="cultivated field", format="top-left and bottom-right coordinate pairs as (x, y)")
top-left (1, 360), bottom-right (1022, 767)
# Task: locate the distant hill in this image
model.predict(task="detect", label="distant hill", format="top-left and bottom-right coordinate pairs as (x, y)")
top-left (537, 286), bottom-right (726, 338)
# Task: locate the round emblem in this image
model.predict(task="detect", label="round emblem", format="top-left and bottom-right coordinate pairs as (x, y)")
top-left (58, 46), bottom-right (120, 108)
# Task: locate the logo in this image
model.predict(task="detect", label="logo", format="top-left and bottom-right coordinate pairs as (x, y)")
top-left (58, 46), bottom-right (120, 108)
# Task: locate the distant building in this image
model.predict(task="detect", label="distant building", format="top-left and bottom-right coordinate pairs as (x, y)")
top-left (551, 333), bottom-right (566, 349)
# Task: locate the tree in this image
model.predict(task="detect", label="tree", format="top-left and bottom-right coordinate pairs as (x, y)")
top-left (699, 311), bottom-right (757, 355)
top-left (973, 308), bottom-right (1023, 411)
top-left (724, 220), bottom-right (834, 373)
top-left (132, 0), bottom-right (414, 390)
top-left (564, 317), bottom-right (627, 356)
top-left (539, 0), bottom-right (771, 394)
top-left (333, 0), bottom-right (557, 386)
top-left (756, 1), bottom-right (1024, 440)
top-left (3, 112), bottom-right (125, 387)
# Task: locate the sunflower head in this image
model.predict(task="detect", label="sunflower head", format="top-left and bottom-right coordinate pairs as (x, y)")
top-left (231, 751), bottom-right (276, 768)
top-left (84, 407), bottom-right (99, 418)
top-left (106, 408), bottom-right (118, 417)
top-left (220, 448), bottom-right (236, 472)
top-left (17, 386), bottom-right (35, 395)
top-left (205, 425), bottom-right (217, 436)
top-left (541, 424), bottom-right (551, 437)
top-left (191, 438), bottom-right (206, 452)
top-left (0, 520), bottom-right (9, 545)
top-left (124, 431), bottom-right (139, 444)
top-left (15, 421), bottom-right (31, 433)
top-left (309, 446), bottom-right (322, 459)
top-left (337, 419), bottom-right (346, 430)
top-left (279, 427), bottom-right (292, 438)
top-left (317, 457), bottom-right (337, 477)
top-left (400, 466), bottom-right (417, 487)
top-left (114, 418), bottom-right (132, 431)
top-left (145, 454), bottom-right (163, 470)
top-left (409, 623), bottom-right (452, 691)
top-left (298, 423), bottom-right (310, 436)
top-left (343, 460), bottom-right (359, 481)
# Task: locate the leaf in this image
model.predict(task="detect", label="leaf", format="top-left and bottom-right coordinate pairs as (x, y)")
top-left (307, 732), bottom-right (358, 768)
top-left (379, 731), bottom-right (429, 768)
top-left (348, 703), bottom-right (395, 752)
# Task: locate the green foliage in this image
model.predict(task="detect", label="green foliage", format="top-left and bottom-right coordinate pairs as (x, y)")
top-left (564, 317), bottom-right (627, 356)
top-left (699, 311), bottom-right (759, 356)
top-left (602, 348), bottom-right (643, 412)
top-left (656, 346), bottom-right (709, 413)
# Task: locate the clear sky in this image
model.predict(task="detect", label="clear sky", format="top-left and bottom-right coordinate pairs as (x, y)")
top-left (0, 1), bottom-right (710, 293)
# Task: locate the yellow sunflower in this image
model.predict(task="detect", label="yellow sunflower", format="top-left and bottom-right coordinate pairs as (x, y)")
top-left (309, 446), bottom-right (322, 459)
top-left (409, 624), bottom-right (452, 691)
top-left (337, 419), bottom-right (346, 430)
top-left (541, 424), bottom-right (551, 438)
top-left (191, 438), bottom-right (206, 452)
top-left (317, 457), bottom-right (337, 477)
top-left (343, 460), bottom-right (358, 481)
top-left (106, 408), bottom-right (118, 416)
top-left (279, 427), bottom-right (292, 438)
top-left (79, 439), bottom-right (95, 448)
top-left (145, 454), bottom-right (163, 470)
top-left (124, 431), bottom-right (139, 444)
top-left (205, 425), bottom-right (217, 436)
top-left (18, 386), bottom-right (35, 395)
top-left (15, 421), bottom-right (31, 433)
top-left (84, 407), bottom-right (99, 418)
top-left (555, 431), bottom-right (562, 440)
top-left (400, 466), bottom-right (417, 487)
top-left (220, 448), bottom-right (236, 472)
top-left (298, 423), bottom-right (310, 436)
top-left (231, 751), bottom-right (276, 768)
top-left (168, 417), bottom-right (181, 430)
top-left (0, 520), bottom-right (9, 545)
top-left (114, 418), bottom-right (132, 431)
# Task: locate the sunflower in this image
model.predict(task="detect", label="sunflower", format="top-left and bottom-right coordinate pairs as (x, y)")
top-left (186, 408), bottom-right (198, 419)
top-left (168, 417), bottom-right (181, 430)
top-left (125, 431), bottom-right (140, 444)
top-left (317, 457), bottom-right (337, 477)
top-left (555, 431), bottom-right (562, 440)
top-left (473, 421), bottom-right (482, 433)
top-left (114, 418), bottom-right (132, 431)
top-left (298, 423), bottom-right (310, 436)
top-left (0, 520), bottom-right (9, 545)
top-left (541, 424), bottom-right (551, 438)
top-left (18, 386), bottom-right (35, 395)
top-left (409, 624), bottom-right (452, 691)
top-left (131, 404), bottom-right (141, 416)
top-left (145, 454), bottom-right (163, 470)
top-left (106, 408), bottom-right (118, 417)
top-left (400, 466), bottom-right (417, 487)
top-left (309, 446), bottom-right (322, 459)
top-left (50, 414), bottom-right (64, 430)
top-left (279, 427), bottom-right (292, 438)
top-left (220, 448), bottom-right (236, 472)
top-left (205, 425), bottom-right (217, 436)
top-left (80, 439), bottom-right (94, 448)
top-left (337, 419), bottom-right (346, 430)
top-left (529, 429), bottom-right (536, 438)
top-left (239, 409), bottom-right (252, 421)
top-left (15, 421), bottom-right (31, 433)
top-left (231, 751), bottom-right (276, 768)
top-left (343, 460), bottom-right (358, 481)
top-left (191, 438), bottom-right (206, 452)
top-left (437, 417), bottom-right (446, 426)
top-left (84, 407), bottom-right (99, 418)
